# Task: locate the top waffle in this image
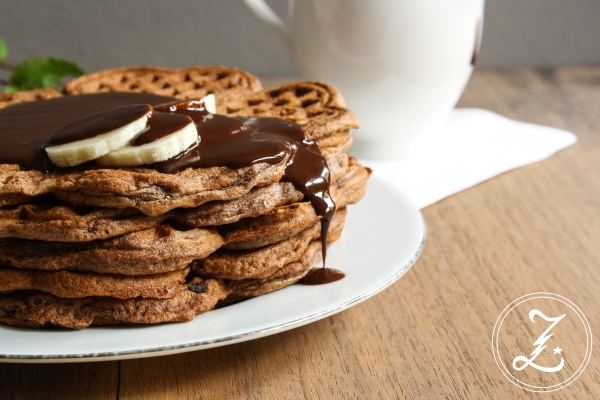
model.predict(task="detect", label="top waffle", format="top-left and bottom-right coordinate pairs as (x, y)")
top-left (0, 87), bottom-right (62, 109)
top-left (0, 67), bottom-right (359, 216)
top-left (64, 66), bottom-right (263, 104)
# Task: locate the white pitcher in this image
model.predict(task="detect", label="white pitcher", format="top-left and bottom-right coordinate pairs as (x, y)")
top-left (243, 0), bottom-right (484, 159)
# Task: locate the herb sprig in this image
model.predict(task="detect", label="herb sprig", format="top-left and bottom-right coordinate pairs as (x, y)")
top-left (0, 37), bottom-right (85, 93)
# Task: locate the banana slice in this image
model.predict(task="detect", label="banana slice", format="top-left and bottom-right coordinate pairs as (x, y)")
top-left (203, 94), bottom-right (216, 114)
top-left (45, 104), bottom-right (152, 168)
top-left (96, 120), bottom-right (199, 167)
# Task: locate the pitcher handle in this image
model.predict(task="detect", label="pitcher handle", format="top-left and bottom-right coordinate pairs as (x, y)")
top-left (242, 0), bottom-right (293, 52)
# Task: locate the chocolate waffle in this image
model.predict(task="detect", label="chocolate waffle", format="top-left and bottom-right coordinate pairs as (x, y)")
top-left (0, 225), bottom-right (224, 275)
top-left (0, 204), bottom-right (168, 242)
top-left (0, 278), bottom-right (228, 329)
top-left (0, 82), bottom-right (357, 215)
top-left (0, 267), bottom-right (191, 300)
top-left (64, 66), bottom-right (263, 104)
top-left (0, 66), bottom-right (370, 329)
top-left (224, 240), bottom-right (328, 304)
top-left (195, 208), bottom-right (346, 281)
top-left (0, 87), bottom-right (62, 109)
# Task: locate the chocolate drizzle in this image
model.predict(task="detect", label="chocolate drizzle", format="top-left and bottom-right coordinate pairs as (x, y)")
top-left (133, 111), bottom-right (193, 146)
top-left (0, 92), bottom-right (174, 171)
top-left (0, 92), bottom-right (342, 283)
top-left (152, 100), bottom-right (290, 172)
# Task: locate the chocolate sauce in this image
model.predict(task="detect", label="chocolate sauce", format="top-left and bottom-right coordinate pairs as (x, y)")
top-left (153, 102), bottom-right (290, 172)
top-left (0, 92), bottom-right (174, 171)
top-left (133, 111), bottom-right (193, 146)
top-left (299, 267), bottom-right (345, 285)
top-left (47, 104), bottom-right (152, 146)
top-left (0, 92), bottom-right (342, 283)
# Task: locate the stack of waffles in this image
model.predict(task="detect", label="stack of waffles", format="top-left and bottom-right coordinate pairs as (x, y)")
top-left (0, 66), bottom-right (371, 329)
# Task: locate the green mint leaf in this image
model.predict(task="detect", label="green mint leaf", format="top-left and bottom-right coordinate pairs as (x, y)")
top-left (3, 84), bottom-right (19, 93)
top-left (8, 57), bottom-right (84, 91)
top-left (0, 37), bottom-right (7, 61)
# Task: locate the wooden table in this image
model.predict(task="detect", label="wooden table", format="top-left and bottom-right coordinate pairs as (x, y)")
top-left (1, 66), bottom-right (599, 399)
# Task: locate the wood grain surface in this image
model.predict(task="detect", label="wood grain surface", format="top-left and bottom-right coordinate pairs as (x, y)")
top-left (1, 67), bottom-right (600, 399)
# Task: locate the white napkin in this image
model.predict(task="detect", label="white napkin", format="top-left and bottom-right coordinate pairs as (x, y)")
top-left (359, 108), bottom-right (577, 209)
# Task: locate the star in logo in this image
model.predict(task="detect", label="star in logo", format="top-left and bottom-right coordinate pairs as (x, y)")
top-left (553, 347), bottom-right (563, 355)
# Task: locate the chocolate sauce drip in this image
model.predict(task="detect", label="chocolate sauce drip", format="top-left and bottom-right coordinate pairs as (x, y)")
top-left (151, 101), bottom-right (337, 269)
top-left (269, 117), bottom-right (336, 268)
top-left (0, 92), bottom-right (342, 282)
top-left (299, 267), bottom-right (345, 285)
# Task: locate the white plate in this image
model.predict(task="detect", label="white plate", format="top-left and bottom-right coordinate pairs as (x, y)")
top-left (0, 176), bottom-right (425, 363)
